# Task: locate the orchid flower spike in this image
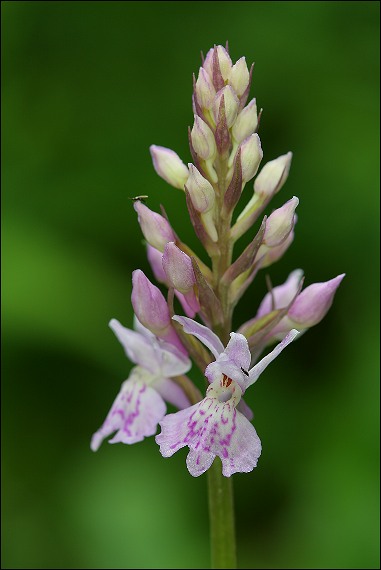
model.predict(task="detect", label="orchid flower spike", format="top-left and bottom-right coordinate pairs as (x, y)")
top-left (156, 316), bottom-right (299, 477)
top-left (91, 318), bottom-right (191, 451)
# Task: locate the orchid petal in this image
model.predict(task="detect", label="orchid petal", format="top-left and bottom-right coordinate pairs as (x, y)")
top-left (221, 411), bottom-right (261, 477)
top-left (237, 398), bottom-right (254, 421)
top-left (247, 329), bottom-right (299, 387)
top-left (224, 332), bottom-right (251, 371)
top-left (156, 392), bottom-right (261, 477)
top-left (172, 315), bottom-right (224, 358)
top-left (205, 359), bottom-right (247, 390)
top-left (91, 374), bottom-right (166, 450)
top-left (109, 318), bottom-right (159, 373)
top-left (154, 377), bottom-right (191, 410)
top-left (154, 339), bottom-right (192, 377)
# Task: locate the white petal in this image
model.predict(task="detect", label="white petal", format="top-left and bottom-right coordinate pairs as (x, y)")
top-left (172, 315), bottom-right (224, 358)
top-left (109, 319), bottom-right (159, 373)
top-left (224, 332), bottom-right (251, 371)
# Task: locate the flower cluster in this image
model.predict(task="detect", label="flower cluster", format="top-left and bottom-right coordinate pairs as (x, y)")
top-left (92, 44), bottom-right (344, 477)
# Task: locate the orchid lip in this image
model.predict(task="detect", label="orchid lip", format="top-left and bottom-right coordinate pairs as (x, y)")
top-left (218, 389), bottom-right (233, 403)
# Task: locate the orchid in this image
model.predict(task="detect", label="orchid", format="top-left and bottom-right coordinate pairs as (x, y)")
top-left (91, 318), bottom-right (191, 451)
top-left (157, 318), bottom-right (299, 476)
top-left (92, 42), bottom-right (344, 569)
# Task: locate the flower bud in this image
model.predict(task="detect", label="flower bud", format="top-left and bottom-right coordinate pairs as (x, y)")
top-left (195, 67), bottom-right (216, 110)
top-left (191, 115), bottom-right (217, 161)
top-left (254, 152), bottom-right (292, 199)
top-left (213, 86), bottom-right (239, 128)
top-left (229, 57), bottom-right (250, 97)
top-left (260, 228), bottom-right (295, 268)
top-left (288, 274), bottom-right (345, 327)
top-left (203, 45), bottom-right (232, 82)
top-left (146, 244), bottom-right (168, 284)
top-left (131, 270), bottom-right (170, 334)
top-left (162, 243), bottom-right (196, 294)
top-left (263, 197), bottom-right (299, 247)
top-left (149, 145), bottom-right (188, 190)
top-left (240, 134), bottom-right (263, 183)
top-left (163, 243), bottom-right (200, 315)
top-left (256, 269), bottom-right (304, 318)
top-left (186, 164), bottom-right (215, 213)
top-left (147, 244), bottom-right (199, 318)
top-left (232, 98), bottom-right (258, 144)
top-left (134, 201), bottom-right (175, 252)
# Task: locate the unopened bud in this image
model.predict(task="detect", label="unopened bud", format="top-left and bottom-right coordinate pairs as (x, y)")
top-left (131, 270), bottom-right (170, 334)
top-left (150, 145), bottom-right (188, 190)
top-left (288, 274), bottom-right (345, 327)
top-left (146, 244), bottom-right (168, 284)
top-left (134, 201), bottom-right (175, 252)
top-left (191, 115), bottom-right (217, 161)
top-left (260, 228), bottom-right (295, 268)
top-left (256, 269), bottom-right (304, 318)
top-left (240, 134), bottom-right (263, 183)
top-left (195, 67), bottom-right (216, 110)
top-left (254, 152), bottom-right (292, 199)
top-left (232, 98), bottom-right (258, 144)
top-left (186, 164), bottom-right (215, 213)
top-left (213, 86), bottom-right (239, 128)
top-left (163, 243), bottom-right (196, 294)
top-left (203, 45), bottom-right (232, 82)
top-left (163, 243), bottom-right (200, 315)
top-left (229, 56), bottom-right (250, 97)
top-left (263, 197), bottom-right (298, 247)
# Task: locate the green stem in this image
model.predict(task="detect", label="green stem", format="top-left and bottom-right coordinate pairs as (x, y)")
top-left (207, 457), bottom-right (237, 569)
top-left (206, 136), bottom-right (238, 569)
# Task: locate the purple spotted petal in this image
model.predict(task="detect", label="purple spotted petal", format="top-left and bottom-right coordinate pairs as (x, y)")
top-left (156, 396), bottom-right (261, 477)
top-left (220, 410), bottom-right (261, 476)
top-left (247, 329), bottom-right (299, 387)
top-left (172, 315), bottom-right (224, 358)
top-left (91, 374), bottom-right (166, 450)
top-left (154, 377), bottom-right (191, 410)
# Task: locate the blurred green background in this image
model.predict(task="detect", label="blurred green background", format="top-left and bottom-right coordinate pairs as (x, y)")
top-left (2, 1), bottom-right (379, 568)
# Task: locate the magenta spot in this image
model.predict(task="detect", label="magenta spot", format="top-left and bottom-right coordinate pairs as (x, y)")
top-left (222, 448), bottom-right (229, 458)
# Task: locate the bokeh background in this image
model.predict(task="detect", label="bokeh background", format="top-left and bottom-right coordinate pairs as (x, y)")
top-left (2, 1), bottom-right (380, 568)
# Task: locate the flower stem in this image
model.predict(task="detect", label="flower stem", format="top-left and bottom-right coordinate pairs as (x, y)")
top-left (207, 457), bottom-right (237, 569)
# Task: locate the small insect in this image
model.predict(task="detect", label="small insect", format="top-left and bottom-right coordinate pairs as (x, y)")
top-left (240, 367), bottom-right (249, 377)
top-left (128, 195), bottom-right (149, 203)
